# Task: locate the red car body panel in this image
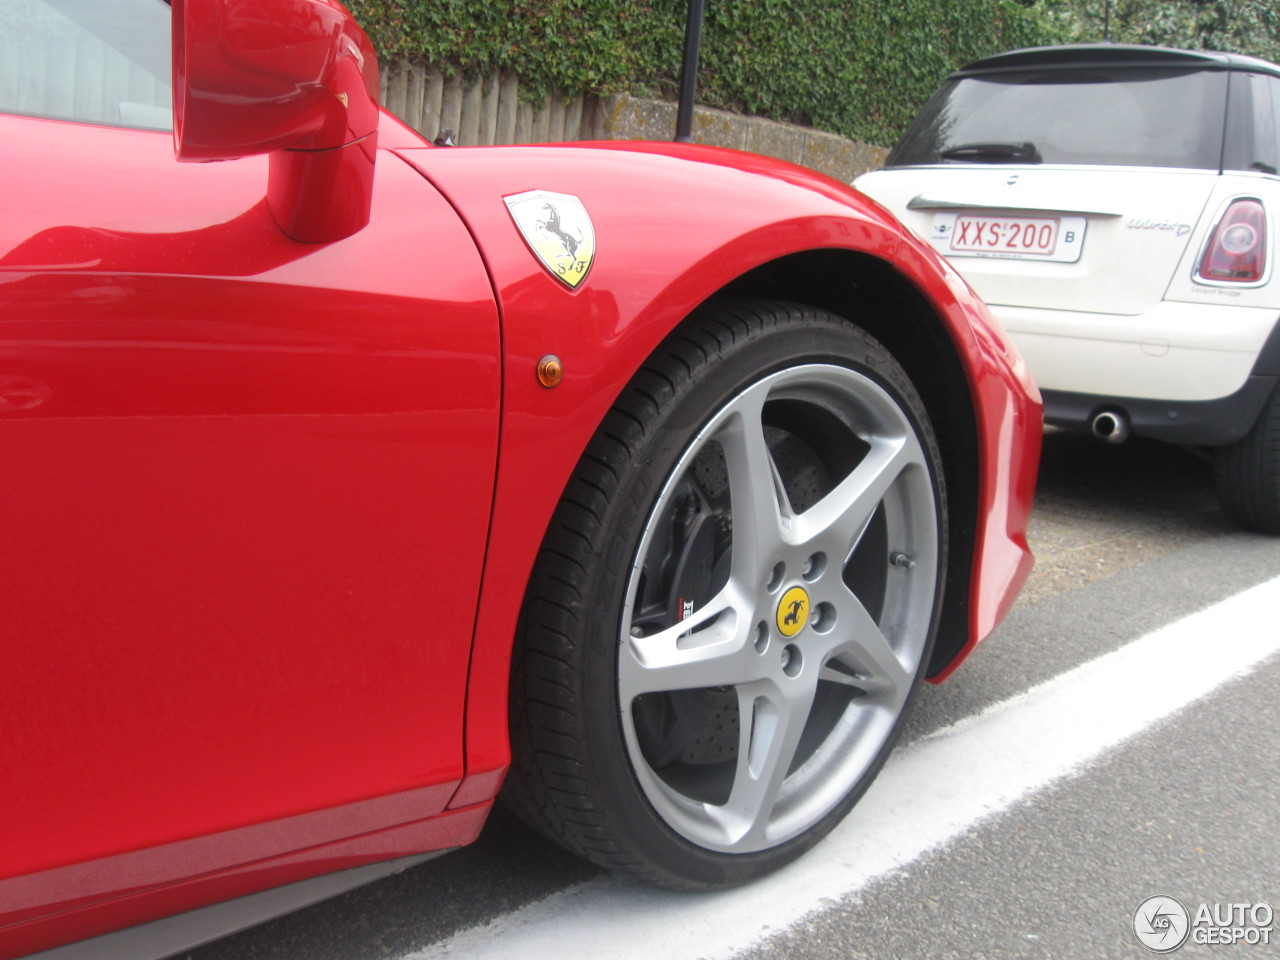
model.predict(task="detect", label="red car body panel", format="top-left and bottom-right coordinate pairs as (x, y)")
top-left (399, 142), bottom-right (1039, 798)
top-left (0, 114), bottom-right (500, 955)
top-left (0, 49), bottom-right (1037, 960)
top-left (392, 142), bottom-right (1039, 799)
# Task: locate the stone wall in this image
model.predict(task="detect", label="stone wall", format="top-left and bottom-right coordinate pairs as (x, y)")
top-left (380, 62), bottom-right (888, 182)
top-left (596, 94), bottom-right (889, 183)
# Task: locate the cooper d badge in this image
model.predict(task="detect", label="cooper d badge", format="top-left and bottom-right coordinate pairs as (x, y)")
top-left (504, 190), bottom-right (596, 289)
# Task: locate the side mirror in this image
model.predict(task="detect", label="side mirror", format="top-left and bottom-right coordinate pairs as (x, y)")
top-left (172, 0), bottom-right (381, 243)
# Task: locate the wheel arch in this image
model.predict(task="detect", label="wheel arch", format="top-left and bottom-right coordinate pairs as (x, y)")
top-left (718, 249), bottom-right (980, 677)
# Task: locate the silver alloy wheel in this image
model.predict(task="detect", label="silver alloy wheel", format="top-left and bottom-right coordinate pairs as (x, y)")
top-left (618, 363), bottom-right (939, 854)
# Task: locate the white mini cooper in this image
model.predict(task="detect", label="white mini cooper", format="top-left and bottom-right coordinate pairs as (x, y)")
top-left (856, 44), bottom-right (1280, 533)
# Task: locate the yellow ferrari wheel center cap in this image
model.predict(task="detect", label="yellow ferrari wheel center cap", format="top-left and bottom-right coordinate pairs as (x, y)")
top-left (776, 586), bottom-right (810, 637)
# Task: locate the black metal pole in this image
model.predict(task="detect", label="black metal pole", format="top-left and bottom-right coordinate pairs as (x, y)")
top-left (1103, 0), bottom-right (1111, 42)
top-left (675, 0), bottom-right (705, 143)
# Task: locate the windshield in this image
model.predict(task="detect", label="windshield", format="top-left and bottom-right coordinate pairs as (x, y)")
top-left (0, 0), bottom-right (172, 130)
top-left (887, 67), bottom-right (1229, 171)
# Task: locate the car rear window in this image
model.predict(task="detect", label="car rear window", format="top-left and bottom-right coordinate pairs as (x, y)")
top-left (1223, 71), bottom-right (1280, 175)
top-left (887, 67), bottom-right (1229, 171)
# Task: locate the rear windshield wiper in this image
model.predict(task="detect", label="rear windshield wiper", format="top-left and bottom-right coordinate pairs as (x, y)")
top-left (939, 142), bottom-right (1042, 164)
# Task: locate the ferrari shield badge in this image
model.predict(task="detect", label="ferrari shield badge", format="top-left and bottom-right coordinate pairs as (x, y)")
top-left (504, 190), bottom-right (596, 289)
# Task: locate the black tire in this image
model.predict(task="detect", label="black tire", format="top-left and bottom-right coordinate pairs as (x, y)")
top-left (1215, 384), bottom-right (1280, 534)
top-left (503, 299), bottom-right (948, 889)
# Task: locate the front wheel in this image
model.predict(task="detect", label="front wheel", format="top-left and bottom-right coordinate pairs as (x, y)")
top-left (504, 300), bottom-right (948, 888)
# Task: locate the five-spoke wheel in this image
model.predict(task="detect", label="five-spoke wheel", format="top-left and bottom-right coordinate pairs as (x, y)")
top-left (505, 300), bottom-right (947, 888)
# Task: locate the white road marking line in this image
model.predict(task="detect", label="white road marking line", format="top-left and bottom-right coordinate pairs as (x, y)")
top-left (408, 575), bottom-right (1280, 960)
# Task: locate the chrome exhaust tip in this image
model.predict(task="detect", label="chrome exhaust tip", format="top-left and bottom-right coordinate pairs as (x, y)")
top-left (1090, 409), bottom-right (1130, 444)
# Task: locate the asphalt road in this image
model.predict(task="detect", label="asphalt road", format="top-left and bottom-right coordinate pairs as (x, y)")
top-left (187, 429), bottom-right (1280, 960)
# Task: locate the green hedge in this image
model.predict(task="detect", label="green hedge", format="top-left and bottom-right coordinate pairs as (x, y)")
top-left (697, 1), bottom-right (1066, 145)
top-left (346, 0), bottom-right (1066, 146)
top-left (346, 1), bottom-right (1280, 146)
top-left (1044, 0), bottom-right (1280, 64)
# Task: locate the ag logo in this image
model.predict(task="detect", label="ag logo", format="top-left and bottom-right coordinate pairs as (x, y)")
top-left (1133, 896), bottom-right (1190, 953)
top-left (776, 587), bottom-right (809, 637)
top-left (504, 190), bottom-right (596, 289)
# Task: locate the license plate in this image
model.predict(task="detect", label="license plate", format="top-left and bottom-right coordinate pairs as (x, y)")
top-left (928, 213), bottom-right (1086, 263)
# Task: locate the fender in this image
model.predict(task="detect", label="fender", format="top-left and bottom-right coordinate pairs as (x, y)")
top-left (393, 141), bottom-right (1040, 808)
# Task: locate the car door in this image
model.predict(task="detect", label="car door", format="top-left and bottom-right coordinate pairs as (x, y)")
top-left (0, 0), bottom-right (500, 934)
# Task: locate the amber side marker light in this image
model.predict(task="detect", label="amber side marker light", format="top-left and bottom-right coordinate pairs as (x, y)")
top-left (537, 355), bottom-right (564, 388)
top-left (1199, 198), bottom-right (1267, 283)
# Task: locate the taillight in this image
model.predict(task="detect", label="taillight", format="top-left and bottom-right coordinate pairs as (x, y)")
top-left (1198, 198), bottom-right (1267, 283)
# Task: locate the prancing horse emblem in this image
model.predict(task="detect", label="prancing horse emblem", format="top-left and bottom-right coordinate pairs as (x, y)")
top-left (776, 586), bottom-right (809, 637)
top-left (540, 203), bottom-right (578, 258)
top-left (504, 190), bottom-right (596, 289)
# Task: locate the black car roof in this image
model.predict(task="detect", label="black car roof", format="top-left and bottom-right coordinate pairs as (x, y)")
top-left (952, 43), bottom-right (1280, 80)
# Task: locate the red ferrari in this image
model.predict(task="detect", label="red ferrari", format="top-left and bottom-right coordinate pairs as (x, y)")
top-left (0, 0), bottom-right (1041, 957)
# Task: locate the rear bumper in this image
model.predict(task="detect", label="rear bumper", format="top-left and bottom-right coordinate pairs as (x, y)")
top-left (992, 301), bottom-right (1278, 403)
top-left (1042, 376), bottom-right (1277, 446)
top-left (1005, 298), bottom-right (1280, 446)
